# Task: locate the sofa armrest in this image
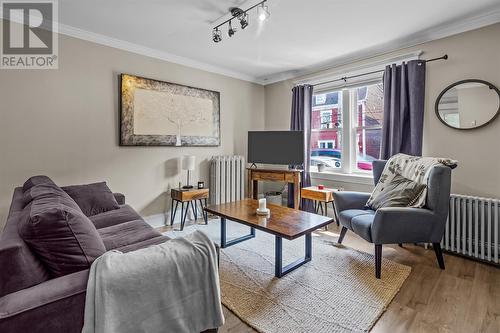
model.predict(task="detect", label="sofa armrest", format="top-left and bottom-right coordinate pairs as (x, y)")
top-left (0, 269), bottom-right (89, 333)
top-left (371, 207), bottom-right (438, 244)
top-left (113, 192), bottom-right (125, 205)
top-left (333, 191), bottom-right (371, 212)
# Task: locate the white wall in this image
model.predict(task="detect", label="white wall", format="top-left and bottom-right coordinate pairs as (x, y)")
top-left (264, 23), bottom-right (500, 199)
top-left (0, 31), bottom-right (265, 229)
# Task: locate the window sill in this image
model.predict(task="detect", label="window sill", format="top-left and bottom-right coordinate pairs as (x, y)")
top-left (310, 170), bottom-right (374, 185)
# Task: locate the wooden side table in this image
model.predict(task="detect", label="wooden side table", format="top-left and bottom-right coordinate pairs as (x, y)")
top-left (247, 168), bottom-right (302, 209)
top-left (170, 188), bottom-right (209, 230)
top-left (301, 186), bottom-right (339, 230)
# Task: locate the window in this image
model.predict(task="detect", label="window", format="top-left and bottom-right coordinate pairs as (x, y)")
top-left (311, 90), bottom-right (342, 170)
top-left (311, 82), bottom-right (384, 173)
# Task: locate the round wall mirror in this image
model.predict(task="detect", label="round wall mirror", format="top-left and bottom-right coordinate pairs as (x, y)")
top-left (435, 79), bottom-right (500, 130)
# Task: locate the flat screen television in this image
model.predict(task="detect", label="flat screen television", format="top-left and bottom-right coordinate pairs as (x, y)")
top-left (248, 131), bottom-right (304, 165)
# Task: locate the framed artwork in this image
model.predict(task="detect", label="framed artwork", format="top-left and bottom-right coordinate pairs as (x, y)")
top-left (120, 73), bottom-right (220, 146)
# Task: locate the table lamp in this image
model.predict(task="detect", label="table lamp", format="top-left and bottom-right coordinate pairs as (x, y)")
top-left (182, 155), bottom-right (196, 189)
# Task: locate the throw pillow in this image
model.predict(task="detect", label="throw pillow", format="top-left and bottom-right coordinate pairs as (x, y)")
top-left (22, 175), bottom-right (56, 195)
top-left (62, 182), bottom-right (120, 217)
top-left (366, 173), bottom-right (427, 210)
top-left (18, 183), bottom-right (106, 277)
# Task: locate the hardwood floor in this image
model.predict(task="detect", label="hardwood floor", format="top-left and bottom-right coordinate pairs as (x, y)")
top-left (158, 218), bottom-right (500, 333)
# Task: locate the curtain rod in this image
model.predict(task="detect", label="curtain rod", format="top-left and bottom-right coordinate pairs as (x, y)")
top-left (310, 54), bottom-right (448, 87)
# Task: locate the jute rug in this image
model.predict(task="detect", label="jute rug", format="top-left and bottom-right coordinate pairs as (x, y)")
top-left (164, 220), bottom-right (411, 333)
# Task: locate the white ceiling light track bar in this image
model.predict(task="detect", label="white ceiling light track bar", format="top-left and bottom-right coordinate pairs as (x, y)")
top-left (212, 0), bottom-right (270, 43)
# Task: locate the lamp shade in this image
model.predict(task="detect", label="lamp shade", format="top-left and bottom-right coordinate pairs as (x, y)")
top-left (182, 155), bottom-right (196, 171)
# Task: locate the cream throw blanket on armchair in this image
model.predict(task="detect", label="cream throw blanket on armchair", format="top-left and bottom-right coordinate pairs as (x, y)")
top-left (367, 153), bottom-right (458, 208)
top-left (82, 230), bottom-right (224, 333)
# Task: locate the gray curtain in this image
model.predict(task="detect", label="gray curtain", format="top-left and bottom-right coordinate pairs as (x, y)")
top-left (381, 60), bottom-right (426, 159)
top-left (288, 85), bottom-right (314, 212)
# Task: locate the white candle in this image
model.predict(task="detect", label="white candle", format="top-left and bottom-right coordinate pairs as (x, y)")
top-left (259, 198), bottom-right (266, 210)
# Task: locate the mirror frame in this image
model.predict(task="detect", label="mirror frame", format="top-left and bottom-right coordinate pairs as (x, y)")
top-left (435, 79), bottom-right (500, 130)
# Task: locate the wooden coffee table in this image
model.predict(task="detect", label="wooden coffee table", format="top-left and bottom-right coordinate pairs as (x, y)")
top-left (204, 199), bottom-right (333, 278)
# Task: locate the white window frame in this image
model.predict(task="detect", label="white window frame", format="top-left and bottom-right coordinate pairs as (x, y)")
top-left (311, 79), bottom-right (383, 177)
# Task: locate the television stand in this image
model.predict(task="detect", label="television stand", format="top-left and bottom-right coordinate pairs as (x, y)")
top-left (247, 168), bottom-right (302, 210)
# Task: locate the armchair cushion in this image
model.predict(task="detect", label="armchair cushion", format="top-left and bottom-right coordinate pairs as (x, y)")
top-left (366, 173), bottom-right (427, 210)
top-left (338, 209), bottom-right (375, 229)
top-left (351, 214), bottom-right (375, 242)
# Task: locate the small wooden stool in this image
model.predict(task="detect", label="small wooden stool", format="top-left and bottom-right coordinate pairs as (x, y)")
top-left (170, 188), bottom-right (209, 230)
top-left (301, 186), bottom-right (339, 230)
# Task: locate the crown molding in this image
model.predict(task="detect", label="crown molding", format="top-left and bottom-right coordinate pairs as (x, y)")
top-left (260, 6), bottom-right (500, 85)
top-left (57, 23), bottom-right (266, 84)
top-left (0, 12), bottom-right (264, 83)
top-left (3, 5), bottom-right (499, 87)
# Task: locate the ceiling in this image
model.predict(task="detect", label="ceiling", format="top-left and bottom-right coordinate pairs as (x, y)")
top-left (58, 0), bottom-right (500, 84)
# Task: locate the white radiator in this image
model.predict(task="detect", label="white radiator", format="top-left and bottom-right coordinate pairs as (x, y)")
top-left (442, 194), bottom-right (499, 264)
top-left (209, 155), bottom-right (245, 205)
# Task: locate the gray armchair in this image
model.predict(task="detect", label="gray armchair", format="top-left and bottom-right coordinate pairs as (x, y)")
top-left (333, 160), bottom-right (452, 278)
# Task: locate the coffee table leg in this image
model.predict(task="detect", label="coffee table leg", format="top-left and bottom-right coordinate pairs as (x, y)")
top-left (275, 233), bottom-right (312, 278)
top-left (220, 217), bottom-right (255, 248)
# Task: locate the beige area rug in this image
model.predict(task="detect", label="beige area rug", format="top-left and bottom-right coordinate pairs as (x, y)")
top-left (165, 220), bottom-right (411, 333)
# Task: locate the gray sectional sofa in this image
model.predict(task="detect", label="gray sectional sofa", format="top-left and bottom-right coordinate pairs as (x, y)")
top-left (0, 176), bottom-right (218, 333)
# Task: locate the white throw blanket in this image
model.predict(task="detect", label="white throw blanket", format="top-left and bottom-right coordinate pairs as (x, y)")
top-left (367, 153), bottom-right (458, 208)
top-left (82, 230), bottom-right (224, 333)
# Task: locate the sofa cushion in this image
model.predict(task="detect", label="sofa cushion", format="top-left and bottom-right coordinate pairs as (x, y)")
top-left (23, 182), bottom-right (81, 211)
top-left (98, 219), bottom-right (162, 251)
top-left (18, 183), bottom-right (106, 277)
top-left (22, 176), bottom-right (56, 200)
top-left (115, 235), bottom-right (170, 253)
top-left (62, 182), bottom-right (120, 217)
top-left (90, 204), bottom-right (142, 229)
top-left (0, 188), bottom-right (51, 297)
top-left (338, 209), bottom-right (375, 229)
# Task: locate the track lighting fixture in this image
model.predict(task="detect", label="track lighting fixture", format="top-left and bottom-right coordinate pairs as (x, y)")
top-left (212, 28), bottom-right (222, 43)
top-left (212, 0), bottom-right (270, 43)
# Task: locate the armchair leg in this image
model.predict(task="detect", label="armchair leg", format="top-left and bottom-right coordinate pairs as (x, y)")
top-left (338, 226), bottom-right (348, 244)
top-left (433, 243), bottom-right (445, 270)
top-left (375, 244), bottom-right (382, 279)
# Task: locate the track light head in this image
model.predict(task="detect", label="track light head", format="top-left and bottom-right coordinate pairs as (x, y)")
top-left (212, 28), bottom-right (222, 43)
top-left (228, 21), bottom-right (236, 37)
top-left (258, 3), bottom-right (270, 21)
top-left (239, 12), bottom-right (249, 29)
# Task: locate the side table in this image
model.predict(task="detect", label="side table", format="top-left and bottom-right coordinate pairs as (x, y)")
top-left (170, 188), bottom-right (209, 230)
top-left (300, 186), bottom-right (339, 230)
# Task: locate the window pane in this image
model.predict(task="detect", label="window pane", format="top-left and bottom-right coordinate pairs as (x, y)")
top-left (355, 83), bottom-right (384, 172)
top-left (311, 90), bottom-right (342, 170)
top-left (356, 128), bottom-right (381, 171)
top-left (356, 83), bottom-right (383, 128)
